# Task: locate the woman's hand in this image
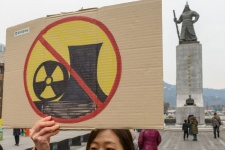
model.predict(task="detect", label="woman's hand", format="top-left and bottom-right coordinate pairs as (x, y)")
top-left (30, 116), bottom-right (60, 150)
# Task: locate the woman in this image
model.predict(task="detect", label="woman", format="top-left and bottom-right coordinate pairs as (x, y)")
top-left (189, 116), bottom-right (198, 141)
top-left (30, 116), bottom-right (134, 150)
top-left (138, 129), bottom-right (161, 150)
top-left (86, 129), bottom-right (134, 150)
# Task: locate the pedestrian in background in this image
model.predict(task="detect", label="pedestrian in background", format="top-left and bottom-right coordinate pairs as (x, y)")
top-left (130, 129), bottom-right (139, 150)
top-left (187, 115), bottom-right (194, 124)
top-left (182, 119), bottom-right (189, 140)
top-left (137, 129), bottom-right (142, 133)
top-left (189, 116), bottom-right (198, 141)
top-left (211, 112), bottom-right (221, 138)
top-left (21, 128), bottom-right (25, 136)
top-left (138, 129), bottom-right (161, 150)
top-left (13, 128), bottom-right (20, 146)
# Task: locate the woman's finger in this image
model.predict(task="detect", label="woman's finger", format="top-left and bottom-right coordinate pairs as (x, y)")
top-left (37, 124), bottom-right (60, 137)
top-left (32, 126), bottom-right (59, 142)
top-left (30, 116), bottom-right (56, 138)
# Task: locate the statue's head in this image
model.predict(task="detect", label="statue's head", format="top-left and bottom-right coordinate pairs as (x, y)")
top-left (185, 1), bottom-right (189, 7)
top-left (183, 2), bottom-right (191, 12)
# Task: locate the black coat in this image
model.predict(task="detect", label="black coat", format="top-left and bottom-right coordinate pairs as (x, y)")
top-left (182, 123), bottom-right (189, 132)
top-left (13, 128), bottom-right (21, 136)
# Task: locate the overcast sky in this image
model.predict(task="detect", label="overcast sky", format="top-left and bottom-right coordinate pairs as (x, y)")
top-left (0, 0), bottom-right (224, 89)
top-left (163, 0), bottom-right (225, 89)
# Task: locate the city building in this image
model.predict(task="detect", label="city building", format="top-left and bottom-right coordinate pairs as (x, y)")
top-left (0, 43), bottom-right (5, 119)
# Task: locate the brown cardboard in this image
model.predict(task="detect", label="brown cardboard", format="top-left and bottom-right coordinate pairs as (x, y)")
top-left (2, 0), bottom-right (163, 129)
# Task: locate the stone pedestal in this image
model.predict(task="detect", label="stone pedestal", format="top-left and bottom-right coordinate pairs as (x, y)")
top-left (176, 43), bottom-right (205, 125)
top-left (176, 106), bottom-right (205, 125)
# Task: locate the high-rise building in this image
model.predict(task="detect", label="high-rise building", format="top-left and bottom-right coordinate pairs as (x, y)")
top-left (0, 43), bottom-right (4, 119)
top-left (0, 44), bottom-right (5, 52)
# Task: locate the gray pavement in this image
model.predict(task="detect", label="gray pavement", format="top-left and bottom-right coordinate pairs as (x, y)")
top-left (0, 128), bottom-right (89, 150)
top-left (158, 130), bottom-right (225, 150)
top-left (1, 127), bottom-right (225, 150)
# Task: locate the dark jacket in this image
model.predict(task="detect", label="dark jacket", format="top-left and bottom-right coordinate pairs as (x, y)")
top-left (138, 129), bottom-right (161, 150)
top-left (13, 128), bottom-right (21, 136)
top-left (212, 115), bottom-right (221, 127)
top-left (182, 122), bottom-right (189, 132)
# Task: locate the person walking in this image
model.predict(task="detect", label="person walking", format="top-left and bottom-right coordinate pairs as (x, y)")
top-left (212, 112), bottom-right (221, 138)
top-left (138, 129), bottom-right (161, 150)
top-left (130, 129), bottom-right (139, 150)
top-left (189, 116), bottom-right (198, 141)
top-left (182, 119), bottom-right (189, 140)
top-left (13, 128), bottom-right (21, 146)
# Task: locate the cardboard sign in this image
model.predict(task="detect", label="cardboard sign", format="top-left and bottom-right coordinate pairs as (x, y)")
top-left (2, 0), bottom-right (163, 129)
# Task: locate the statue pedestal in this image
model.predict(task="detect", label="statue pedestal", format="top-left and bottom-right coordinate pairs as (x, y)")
top-left (176, 43), bottom-right (205, 125)
top-left (176, 106), bottom-right (205, 125)
top-left (176, 43), bottom-right (204, 107)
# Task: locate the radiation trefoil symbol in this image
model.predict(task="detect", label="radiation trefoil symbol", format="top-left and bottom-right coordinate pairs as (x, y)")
top-left (33, 60), bottom-right (69, 101)
top-left (24, 16), bottom-right (121, 123)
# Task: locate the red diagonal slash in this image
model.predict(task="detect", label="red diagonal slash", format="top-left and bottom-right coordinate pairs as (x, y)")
top-left (39, 36), bottom-right (103, 108)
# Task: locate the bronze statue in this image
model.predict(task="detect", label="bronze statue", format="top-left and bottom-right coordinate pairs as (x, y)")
top-left (174, 2), bottom-right (199, 43)
top-left (185, 95), bottom-right (196, 106)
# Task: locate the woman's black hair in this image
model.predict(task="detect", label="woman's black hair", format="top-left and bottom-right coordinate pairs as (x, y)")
top-left (86, 129), bottom-right (135, 150)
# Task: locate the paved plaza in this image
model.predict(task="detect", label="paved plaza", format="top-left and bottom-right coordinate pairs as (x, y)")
top-left (158, 129), bottom-right (225, 150)
top-left (0, 128), bottom-right (225, 150)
